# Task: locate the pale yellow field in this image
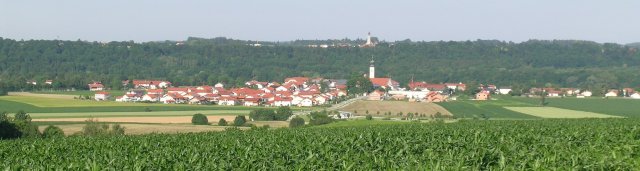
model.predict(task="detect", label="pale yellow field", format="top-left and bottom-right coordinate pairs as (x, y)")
top-left (28, 110), bottom-right (249, 119)
top-left (39, 124), bottom-right (245, 135)
top-left (341, 101), bottom-right (452, 116)
top-left (33, 115), bottom-right (239, 123)
top-left (504, 107), bottom-right (623, 118)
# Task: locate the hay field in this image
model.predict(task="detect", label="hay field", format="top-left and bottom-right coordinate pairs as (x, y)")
top-left (38, 124), bottom-right (243, 135)
top-left (28, 110), bottom-right (249, 119)
top-left (504, 107), bottom-right (623, 118)
top-left (341, 101), bottom-right (452, 116)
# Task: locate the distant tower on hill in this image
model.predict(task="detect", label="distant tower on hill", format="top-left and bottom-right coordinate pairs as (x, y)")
top-left (369, 56), bottom-right (375, 78)
top-left (361, 32), bottom-right (377, 48)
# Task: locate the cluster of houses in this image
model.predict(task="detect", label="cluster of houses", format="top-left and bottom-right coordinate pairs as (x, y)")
top-left (92, 78), bottom-right (347, 107)
top-left (366, 80), bottom-right (467, 102)
top-left (477, 86), bottom-right (640, 100)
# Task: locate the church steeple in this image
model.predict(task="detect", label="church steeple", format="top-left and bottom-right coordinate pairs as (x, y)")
top-left (369, 55), bottom-right (375, 78)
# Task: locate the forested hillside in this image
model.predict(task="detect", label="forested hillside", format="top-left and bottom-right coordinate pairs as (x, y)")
top-left (1, 37), bottom-right (639, 92)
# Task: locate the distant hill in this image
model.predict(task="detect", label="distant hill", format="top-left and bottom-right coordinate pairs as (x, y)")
top-left (626, 42), bottom-right (640, 48)
top-left (1, 37), bottom-right (639, 93)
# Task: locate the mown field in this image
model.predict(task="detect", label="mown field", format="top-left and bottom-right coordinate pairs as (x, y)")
top-left (2, 119), bottom-right (639, 170)
top-left (504, 107), bottom-right (622, 118)
top-left (437, 97), bottom-right (539, 119)
top-left (0, 94), bottom-right (314, 115)
top-left (32, 90), bottom-right (126, 97)
top-left (512, 97), bottom-right (640, 118)
top-left (341, 101), bottom-right (452, 116)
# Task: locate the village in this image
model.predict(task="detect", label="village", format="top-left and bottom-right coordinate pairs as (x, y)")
top-left (35, 33), bottom-right (632, 107)
top-left (83, 54), bottom-right (640, 108)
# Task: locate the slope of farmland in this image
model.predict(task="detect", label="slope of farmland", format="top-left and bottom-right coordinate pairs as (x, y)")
top-left (511, 97), bottom-right (640, 118)
top-left (2, 119), bottom-right (639, 170)
top-left (340, 101), bottom-right (452, 116)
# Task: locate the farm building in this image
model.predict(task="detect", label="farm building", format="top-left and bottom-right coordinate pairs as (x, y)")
top-left (368, 90), bottom-right (384, 101)
top-left (94, 92), bottom-right (110, 101)
top-left (475, 91), bottom-right (490, 100)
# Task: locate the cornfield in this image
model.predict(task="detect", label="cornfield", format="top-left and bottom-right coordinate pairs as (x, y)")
top-left (2, 119), bottom-right (639, 170)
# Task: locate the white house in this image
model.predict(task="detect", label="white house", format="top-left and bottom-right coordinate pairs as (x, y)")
top-left (580, 91), bottom-right (593, 97)
top-left (276, 86), bottom-right (289, 92)
top-left (299, 98), bottom-right (314, 107)
top-left (291, 96), bottom-right (303, 106)
top-left (630, 93), bottom-right (640, 99)
top-left (142, 94), bottom-right (160, 102)
top-left (94, 92), bottom-right (110, 101)
top-left (388, 90), bottom-right (430, 99)
top-left (214, 83), bottom-right (224, 88)
top-left (314, 95), bottom-right (327, 105)
top-left (605, 91), bottom-right (618, 97)
top-left (274, 97), bottom-right (292, 106)
top-left (497, 87), bottom-right (512, 95)
top-left (218, 97), bottom-right (237, 106)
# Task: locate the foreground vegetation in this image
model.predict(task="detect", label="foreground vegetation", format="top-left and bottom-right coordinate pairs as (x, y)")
top-left (2, 119), bottom-right (639, 169)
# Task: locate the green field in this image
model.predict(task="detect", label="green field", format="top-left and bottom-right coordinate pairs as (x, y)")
top-left (0, 94), bottom-right (314, 116)
top-left (32, 90), bottom-right (126, 97)
top-left (504, 107), bottom-right (622, 118)
top-left (437, 96), bottom-right (539, 119)
top-left (512, 97), bottom-right (640, 118)
top-left (2, 119), bottom-right (639, 169)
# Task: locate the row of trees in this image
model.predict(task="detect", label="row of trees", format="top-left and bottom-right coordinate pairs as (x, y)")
top-left (2, 38), bottom-right (640, 91)
top-left (248, 107), bottom-right (293, 121)
top-left (1, 111), bottom-right (125, 139)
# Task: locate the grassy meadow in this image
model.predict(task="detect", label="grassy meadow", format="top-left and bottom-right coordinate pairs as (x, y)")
top-left (437, 96), bottom-right (539, 119)
top-left (436, 95), bottom-right (639, 119)
top-left (32, 90), bottom-right (126, 97)
top-left (511, 97), bottom-right (640, 118)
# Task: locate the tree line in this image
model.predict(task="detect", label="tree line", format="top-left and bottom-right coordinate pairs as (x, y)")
top-left (1, 37), bottom-right (639, 92)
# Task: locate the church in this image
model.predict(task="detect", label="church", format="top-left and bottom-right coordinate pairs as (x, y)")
top-left (367, 57), bottom-right (399, 91)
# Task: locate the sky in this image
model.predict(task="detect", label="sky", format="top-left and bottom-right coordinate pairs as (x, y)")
top-left (1, 0), bottom-right (639, 44)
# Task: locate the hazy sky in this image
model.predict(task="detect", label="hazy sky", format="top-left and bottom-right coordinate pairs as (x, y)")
top-left (1, 0), bottom-right (639, 43)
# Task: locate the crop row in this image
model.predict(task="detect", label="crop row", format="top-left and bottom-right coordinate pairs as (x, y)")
top-left (1, 119), bottom-right (639, 170)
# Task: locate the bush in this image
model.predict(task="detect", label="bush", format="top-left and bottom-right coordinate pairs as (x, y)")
top-left (309, 111), bottom-right (334, 126)
top-left (0, 121), bottom-right (21, 139)
top-left (249, 109), bottom-right (276, 121)
top-left (233, 115), bottom-right (247, 126)
top-left (191, 113), bottom-right (209, 125)
top-left (42, 125), bottom-right (65, 138)
top-left (110, 124), bottom-right (125, 135)
top-left (12, 111), bottom-right (40, 138)
top-left (218, 118), bottom-right (228, 126)
top-left (366, 115), bottom-right (373, 120)
top-left (81, 118), bottom-right (126, 136)
top-left (289, 117), bottom-right (305, 128)
top-left (14, 110), bottom-right (31, 122)
top-left (275, 107), bottom-right (293, 120)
